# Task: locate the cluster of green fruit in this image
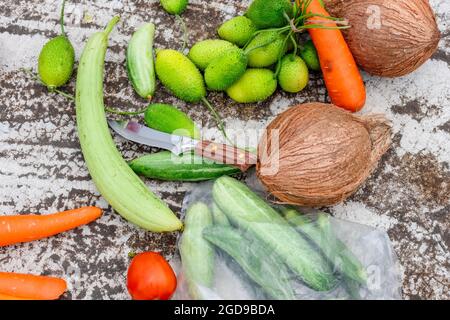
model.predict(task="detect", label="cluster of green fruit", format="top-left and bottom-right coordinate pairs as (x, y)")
top-left (181, 0), bottom-right (320, 104)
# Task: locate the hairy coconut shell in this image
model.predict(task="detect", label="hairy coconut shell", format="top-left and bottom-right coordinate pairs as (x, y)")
top-left (324, 0), bottom-right (440, 77)
top-left (257, 103), bottom-right (392, 206)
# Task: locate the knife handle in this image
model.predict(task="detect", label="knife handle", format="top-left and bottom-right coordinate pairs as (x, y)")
top-left (195, 140), bottom-right (257, 172)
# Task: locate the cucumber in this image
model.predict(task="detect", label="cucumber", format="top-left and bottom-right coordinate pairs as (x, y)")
top-left (188, 39), bottom-right (236, 71)
top-left (211, 202), bottom-right (231, 227)
top-left (155, 49), bottom-right (206, 103)
top-left (129, 151), bottom-right (240, 182)
top-left (126, 23), bottom-right (156, 100)
top-left (160, 0), bottom-right (188, 15)
top-left (203, 225), bottom-right (296, 300)
top-left (75, 17), bottom-right (182, 232)
top-left (212, 176), bottom-right (336, 291)
top-left (218, 16), bottom-right (257, 48)
top-left (245, 0), bottom-right (293, 29)
top-left (300, 40), bottom-right (321, 72)
top-left (38, 0), bottom-right (75, 90)
top-left (226, 68), bottom-right (277, 103)
top-left (316, 213), bottom-right (367, 285)
top-left (144, 103), bottom-right (200, 139)
top-left (179, 202), bottom-right (215, 299)
top-left (246, 30), bottom-right (287, 68)
top-left (204, 48), bottom-right (248, 91)
top-left (278, 54), bottom-right (309, 93)
top-left (283, 209), bottom-right (367, 286)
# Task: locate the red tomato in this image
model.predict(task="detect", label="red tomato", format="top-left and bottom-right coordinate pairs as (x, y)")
top-left (127, 252), bottom-right (177, 300)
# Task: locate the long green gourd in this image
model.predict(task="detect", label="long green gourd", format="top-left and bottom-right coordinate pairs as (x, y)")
top-left (75, 17), bottom-right (182, 232)
top-left (212, 176), bottom-right (336, 291)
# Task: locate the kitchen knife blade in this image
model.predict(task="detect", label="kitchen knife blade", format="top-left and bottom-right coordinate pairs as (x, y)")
top-left (108, 120), bottom-right (195, 155)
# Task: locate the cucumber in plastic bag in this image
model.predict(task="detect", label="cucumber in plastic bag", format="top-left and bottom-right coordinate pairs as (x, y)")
top-left (203, 225), bottom-right (296, 300)
top-left (212, 176), bottom-right (336, 292)
top-left (179, 202), bottom-right (215, 299)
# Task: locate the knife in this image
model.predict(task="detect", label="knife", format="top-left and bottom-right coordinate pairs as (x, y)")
top-left (108, 120), bottom-right (257, 172)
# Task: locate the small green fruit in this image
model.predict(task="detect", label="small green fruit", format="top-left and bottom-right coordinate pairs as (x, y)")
top-left (300, 40), bottom-right (321, 71)
top-left (205, 48), bottom-right (248, 91)
top-left (278, 54), bottom-right (309, 93)
top-left (188, 39), bottom-right (236, 70)
top-left (160, 0), bottom-right (188, 15)
top-left (38, 35), bottom-right (75, 89)
top-left (245, 0), bottom-right (293, 29)
top-left (226, 69), bottom-right (277, 103)
top-left (246, 31), bottom-right (287, 68)
top-left (218, 16), bottom-right (257, 48)
top-left (144, 103), bottom-right (200, 139)
top-left (155, 49), bottom-right (206, 103)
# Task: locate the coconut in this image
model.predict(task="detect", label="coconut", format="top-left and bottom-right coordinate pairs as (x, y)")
top-left (257, 103), bottom-right (391, 206)
top-left (324, 0), bottom-right (440, 77)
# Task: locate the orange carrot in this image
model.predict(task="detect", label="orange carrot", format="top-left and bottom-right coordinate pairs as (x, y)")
top-left (304, 0), bottom-right (366, 112)
top-left (0, 292), bottom-right (32, 300)
top-left (0, 206), bottom-right (102, 247)
top-left (0, 272), bottom-right (67, 300)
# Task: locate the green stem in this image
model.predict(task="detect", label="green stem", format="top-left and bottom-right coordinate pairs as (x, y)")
top-left (175, 14), bottom-right (188, 52)
top-left (290, 34), bottom-right (298, 58)
top-left (274, 31), bottom-right (292, 78)
top-left (105, 16), bottom-right (120, 35)
top-left (54, 88), bottom-right (75, 100)
top-left (243, 26), bottom-right (291, 50)
top-left (60, 0), bottom-right (67, 36)
top-left (201, 97), bottom-right (232, 144)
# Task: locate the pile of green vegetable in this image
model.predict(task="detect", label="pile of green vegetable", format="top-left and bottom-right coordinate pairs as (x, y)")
top-left (186, 0), bottom-right (322, 103)
top-left (179, 176), bottom-right (367, 300)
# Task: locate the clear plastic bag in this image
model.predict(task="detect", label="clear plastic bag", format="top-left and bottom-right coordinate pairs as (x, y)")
top-left (171, 177), bottom-right (402, 300)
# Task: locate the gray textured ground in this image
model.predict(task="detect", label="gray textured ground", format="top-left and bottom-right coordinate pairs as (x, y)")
top-left (0, 0), bottom-right (449, 300)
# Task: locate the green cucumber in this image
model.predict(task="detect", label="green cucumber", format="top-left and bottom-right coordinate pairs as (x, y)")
top-left (278, 54), bottom-right (309, 93)
top-left (246, 30), bottom-right (288, 68)
top-left (226, 68), bottom-right (277, 103)
top-left (179, 202), bottom-right (215, 300)
top-left (283, 209), bottom-right (367, 286)
top-left (188, 39), bottom-right (236, 71)
top-left (129, 151), bottom-right (240, 182)
top-left (75, 17), bottom-right (182, 232)
top-left (300, 40), bottom-right (321, 72)
top-left (203, 225), bottom-right (296, 300)
top-left (245, 0), bottom-right (293, 29)
top-left (218, 16), bottom-right (257, 48)
top-left (160, 0), bottom-right (188, 15)
top-left (155, 49), bottom-right (206, 103)
top-left (211, 202), bottom-right (231, 227)
top-left (316, 213), bottom-right (367, 285)
top-left (212, 176), bottom-right (336, 291)
top-left (155, 49), bottom-right (228, 141)
top-left (144, 103), bottom-right (200, 139)
top-left (126, 23), bottom-right (156, 100)
top-left (204, 48), bottom-right (248, 91)
top-left (38, 0), bottom-right (75, 89)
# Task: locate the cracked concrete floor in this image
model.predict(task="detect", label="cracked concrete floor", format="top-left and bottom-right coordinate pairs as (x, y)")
top-left (0, 0), bottom-right (449, 299)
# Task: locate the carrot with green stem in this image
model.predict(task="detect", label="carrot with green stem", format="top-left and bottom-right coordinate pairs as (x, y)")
top-left (300, 0), bottom-right (366, 112)
top-left (0, 207), bottom-right (102, 247)
top-left (0, 272), bottom-right (67, 300)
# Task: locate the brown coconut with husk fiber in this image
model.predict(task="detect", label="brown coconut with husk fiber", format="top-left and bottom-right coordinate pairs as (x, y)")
top-left (257, 103), bottom-right (392, 207)
top-left (324, 0), bottom-right (440, 77)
